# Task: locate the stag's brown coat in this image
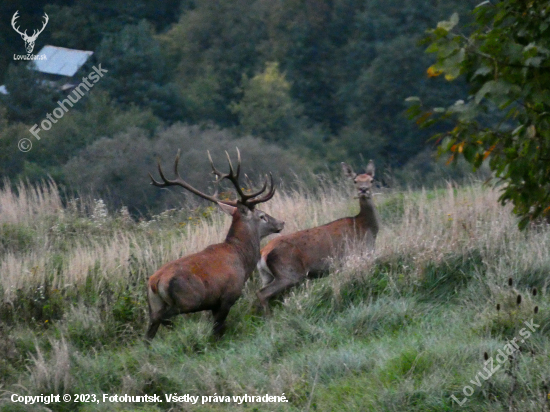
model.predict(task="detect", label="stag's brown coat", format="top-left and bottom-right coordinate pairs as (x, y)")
top-left (145, 150), bottom-right (283, 341)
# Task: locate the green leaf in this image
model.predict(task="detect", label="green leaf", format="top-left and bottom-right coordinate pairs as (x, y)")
top-left (525, 56), bottom-right (542, 67)
top-left (474, 80), bottom-right (515, 104)
top-left (439, 48), bottom-right (465, 80)
top-left (512, 125), bottom-right (524, 136)
top-left (463, 144), bottom-right (478, 163)
top-left (472, 66), bottom-right (492, 79)
top-left (437, 13), bottom-right (459, 32)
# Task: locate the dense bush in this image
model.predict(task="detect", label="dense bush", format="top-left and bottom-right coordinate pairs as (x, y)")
top-left (63, 123), bottom-right (316, 212)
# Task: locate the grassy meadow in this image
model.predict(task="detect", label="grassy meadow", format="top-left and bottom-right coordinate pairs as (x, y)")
top-left (0, 178), bottom-right (549, 411)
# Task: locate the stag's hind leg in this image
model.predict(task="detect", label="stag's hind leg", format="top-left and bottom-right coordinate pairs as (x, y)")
top-left (256, 276), bottom-right (302, 313)
top-left (145, 284), bottom-right (175, 343)
top-left (145, 318), bottom-right (162, 342)
top-left (257, 255), bottom-right (275, 287)
top-left (145, 306), bottom-right (179, 342)
top-left (211, 299), bottom-right (236, 338)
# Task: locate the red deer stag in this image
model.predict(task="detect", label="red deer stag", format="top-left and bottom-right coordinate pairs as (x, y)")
top-left (256, 161), bottom-right (379, 312)
top-left (145, 149), bottom-right (284, 341)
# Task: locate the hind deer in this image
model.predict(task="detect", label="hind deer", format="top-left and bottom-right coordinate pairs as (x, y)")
top-left (145, 149), bottom-right (284, 341)
top-left (256, 161), bottom-right (379, 312)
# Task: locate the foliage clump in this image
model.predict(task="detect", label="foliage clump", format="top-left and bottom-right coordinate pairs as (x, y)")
top-left (409, 2), bottom-right (550, 228)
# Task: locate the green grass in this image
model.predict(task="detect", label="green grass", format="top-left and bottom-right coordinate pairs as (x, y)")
top-left (0, 181), bottom-right (549, 411)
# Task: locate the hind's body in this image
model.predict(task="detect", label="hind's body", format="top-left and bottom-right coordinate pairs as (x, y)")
top-left (256, 161), bottom-right (379, 312)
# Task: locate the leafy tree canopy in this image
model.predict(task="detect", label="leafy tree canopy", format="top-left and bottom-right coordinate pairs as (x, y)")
top-left (231, 62), bottom-right (303, 144)
top-left (408, 1), bottom-right (550, 228)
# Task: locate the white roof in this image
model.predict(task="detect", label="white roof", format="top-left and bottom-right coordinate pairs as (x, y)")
top-left (0, 85), bottom-right (8, 95)
top-left (33, 45), bottom-right (93, 77)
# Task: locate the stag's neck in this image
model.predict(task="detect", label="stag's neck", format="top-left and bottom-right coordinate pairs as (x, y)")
top-left (356, 197), bottom-right (379, 234)
top-left (225, 216), bottom-right (261, 276)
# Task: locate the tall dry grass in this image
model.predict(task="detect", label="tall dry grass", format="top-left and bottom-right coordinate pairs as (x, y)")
top-left (1, 178), bottom-right (549, 412)
top-left (0, 179), bottom-right (63, 226)
top-left (0, 176), bottom-right (351, 305)
top-left (1, 177), bottom-right (547, 305)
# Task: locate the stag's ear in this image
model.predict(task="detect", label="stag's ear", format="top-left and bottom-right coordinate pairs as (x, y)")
top-left (341, 162), bottom-right (356, 179)
top-left (217, 202), bottom-right (236, 216)
top-left (236, 202), bottom-right (252, 217)
top-left (365, 160), bottom-right (375, 177)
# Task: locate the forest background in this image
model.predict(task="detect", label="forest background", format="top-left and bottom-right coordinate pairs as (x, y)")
top-left (0, 0), bottom-right (482, 213)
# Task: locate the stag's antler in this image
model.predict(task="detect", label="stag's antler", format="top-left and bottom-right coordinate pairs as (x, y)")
top-left (150, 149), bottom-right (276, 209)
top-left (247, 173), bottom-right (276, 207)
top-left (149, 150), bottom-right (238, 207)
top-left (208, 148), bottom-right (275, 208)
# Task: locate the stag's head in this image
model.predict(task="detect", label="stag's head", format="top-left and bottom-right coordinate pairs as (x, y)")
top-left (342, 160), bottom-right (375, 200)
top-left (150, 149), bottom-right (284, 238)
top-left (11, 11), bottom-right (49, 54)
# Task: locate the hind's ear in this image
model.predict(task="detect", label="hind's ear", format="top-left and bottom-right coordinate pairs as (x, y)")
top-left (341, 162), bottom-right (356, 179)
top-left (365, 160), bottom-right (375, 177)
top-left (217, 202), bottom-right (236, 216)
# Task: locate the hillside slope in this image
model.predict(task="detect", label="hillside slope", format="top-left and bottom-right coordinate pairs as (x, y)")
top-left (0, 180), bottom-right (549, 411)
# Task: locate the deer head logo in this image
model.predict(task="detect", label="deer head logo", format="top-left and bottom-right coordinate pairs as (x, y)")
top-left (11, 11), bottom-right (49, 54)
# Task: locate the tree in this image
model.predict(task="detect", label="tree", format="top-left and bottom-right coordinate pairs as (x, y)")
top-left (1, 63), bottom-right (61, 123)
top-left (162, 0), bottom-right (269, 126)
top-left (96, 20), bottom-right (186, 121)
top-left (231, 62), bottom-right (302, 144)
top-left (408, 2), bottom-right (550, 228)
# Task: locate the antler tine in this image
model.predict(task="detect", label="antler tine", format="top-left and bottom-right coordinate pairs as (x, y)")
top-left (225, 150), bottom-right (235, 177)
top-left (208, 150), bottom-right (229, 182)
top-left (207, 149), bottom-right (276, 207)
top-left (241, 175), bottom-right (268, 202)
top-left (148, 151), bottom-right (178, 188)
top-left (148, 171), bottom-right (164, 187)
top-left (235, 147), bottom-right (241, 179)
top-left (221, 148), bottom-right (242, 179)
top-left (248, 173), bottom-right (276, 207)
top-left (173, 149), bottom-right (182, 178)
top-left (148, 156), bottom-right (169, 187)
top-left (209, 148), bottom-right (249, 201)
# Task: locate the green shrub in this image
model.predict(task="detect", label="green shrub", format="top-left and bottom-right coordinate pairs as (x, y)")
top-left (0, 223), bottom-right (36, 253)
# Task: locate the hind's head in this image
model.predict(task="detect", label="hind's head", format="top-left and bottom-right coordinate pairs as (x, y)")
top-left (341, 160), bottom-right (375, 200)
